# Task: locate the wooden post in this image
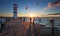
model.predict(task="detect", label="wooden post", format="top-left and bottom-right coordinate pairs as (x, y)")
top-left (50, 19), bottom-right (54, 36)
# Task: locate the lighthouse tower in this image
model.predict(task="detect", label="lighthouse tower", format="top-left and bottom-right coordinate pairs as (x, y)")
top-left (13, 4), bottom-right (18, 19)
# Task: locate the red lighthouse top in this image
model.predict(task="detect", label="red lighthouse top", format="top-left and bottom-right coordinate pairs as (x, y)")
top-left (14, 4), bottom-right (17, 6)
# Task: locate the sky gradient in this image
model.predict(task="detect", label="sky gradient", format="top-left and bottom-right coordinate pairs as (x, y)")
top-left (0, 0), bottom-right (60, 17)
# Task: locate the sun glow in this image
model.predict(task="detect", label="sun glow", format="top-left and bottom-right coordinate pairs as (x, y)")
top-left (29, 14), bottom-right (34, 18)
top-left (29, 14), bottom-right (34, 22)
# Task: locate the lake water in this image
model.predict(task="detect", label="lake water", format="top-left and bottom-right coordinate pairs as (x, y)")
top-left (0, 17), bottom-right (60, 28)
top-left (25, 17), bottom-right (60, 28)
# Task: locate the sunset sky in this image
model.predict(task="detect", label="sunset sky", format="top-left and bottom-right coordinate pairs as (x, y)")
top-left (0, 0), bottom-right (60, 17)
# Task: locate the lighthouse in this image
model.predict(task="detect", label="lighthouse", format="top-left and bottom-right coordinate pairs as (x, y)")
top-left (13, 4), bottom-right (18, 19)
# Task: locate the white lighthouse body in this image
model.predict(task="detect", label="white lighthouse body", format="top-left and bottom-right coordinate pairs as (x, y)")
top-left (13, 4), bottom-right (18, 19)
top-left (14, 11), bottom-right (17, 19)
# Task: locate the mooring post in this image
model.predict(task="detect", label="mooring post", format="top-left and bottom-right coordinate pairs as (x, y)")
top-left (50, 19), bottom-right (54, 36)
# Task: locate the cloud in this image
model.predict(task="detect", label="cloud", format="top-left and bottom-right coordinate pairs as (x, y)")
top-left (52, 0), bottom-right (60, 6)
top-left (44, 0), bottom-right (60, 10)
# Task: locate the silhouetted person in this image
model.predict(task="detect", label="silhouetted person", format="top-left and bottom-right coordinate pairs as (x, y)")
top-left (6, 18), bottom-right (9, 21)
top-left (30, 18), bottom-right (32, 24)
top-left (0, 20), bottom-right (2, 24)
top-left (23, 18), bottom-right (25, 21)
top-left (27, 18), bottom-right (32, 36)
top-left (1, 24), bottom-right (5, 29)
top-left (0, 21), bottom-right (5, 33)
top-left (27, 18), bottom-right (38, 36)
top-left (39, 19), bottom-right (41, 22)
top-left (0, 20), bottom-right (2, 29)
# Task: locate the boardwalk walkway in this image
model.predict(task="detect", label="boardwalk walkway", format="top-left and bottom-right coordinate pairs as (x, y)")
top-left (0, 19), bottom-right (41, 36)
